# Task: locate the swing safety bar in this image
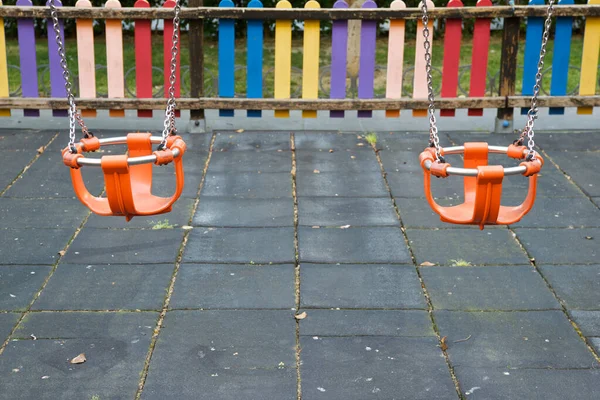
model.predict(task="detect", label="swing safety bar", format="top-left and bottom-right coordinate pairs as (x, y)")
top-left (422, 146), bottom-right (529, 177)
top-left (74, 136), bottom-right (182, 167)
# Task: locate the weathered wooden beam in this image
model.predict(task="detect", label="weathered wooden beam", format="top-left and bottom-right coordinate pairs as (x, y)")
top-left (1, 96), bottom-right (598, 110)
top-left (188, 0), bottom-right (205, 121)
top-left (0, 5), bottom-right (599, 20)
top-left (497, 17), bottom-right (521, 121)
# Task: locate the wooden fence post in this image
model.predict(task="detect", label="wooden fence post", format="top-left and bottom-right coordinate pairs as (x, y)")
top-left (495, 16), bottom-right (520, 132)
top-left (188, 0), bottom-right (205, 127)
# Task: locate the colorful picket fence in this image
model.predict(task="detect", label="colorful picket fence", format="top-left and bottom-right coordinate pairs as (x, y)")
top-left (0, 0), bottom-right (599, 119)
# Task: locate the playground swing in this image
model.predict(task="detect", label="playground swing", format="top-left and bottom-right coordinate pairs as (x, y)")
top-left (51, 0), bottom-right (187, 221)
top-left (418, 0), bottom-right (552, 230)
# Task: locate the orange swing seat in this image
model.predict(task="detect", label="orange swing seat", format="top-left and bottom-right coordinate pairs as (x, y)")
top-left (419, 142), bottom-right (543, 230)
top-left (62, 132), bottom-right (186, 221)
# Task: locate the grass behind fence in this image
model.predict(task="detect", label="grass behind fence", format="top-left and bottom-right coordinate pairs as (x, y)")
top-left (4, 33), bottom-right (586, 100)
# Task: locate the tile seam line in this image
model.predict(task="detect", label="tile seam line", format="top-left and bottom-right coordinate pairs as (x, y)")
top-left (371, 133), bottom-right (464, 400)
top-left (290, 132), bottom-right (303, 400)
top-left (134, 132), bottom-right (217, 400)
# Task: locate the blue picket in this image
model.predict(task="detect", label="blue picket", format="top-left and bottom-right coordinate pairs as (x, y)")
top-left (521, 0), bottom-right (544, 115)
top-left (247, 0), bottom-right (263, 118)
top-left (218, 0), bottom-right (235, 117)
top-left (549, 0), bottom-right (574, 115)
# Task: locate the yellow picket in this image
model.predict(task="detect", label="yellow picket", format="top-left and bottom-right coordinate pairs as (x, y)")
top-left (0, 0), bottom-right (10, 117)
top-left (274, 0), bottom-right (292, 118)
top-left (302, 0), bottom-right (320, 118)
top-left (577, 0), bottom-right (600, 115)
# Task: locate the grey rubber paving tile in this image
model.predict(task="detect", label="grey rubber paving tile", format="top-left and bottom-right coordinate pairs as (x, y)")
top-left (539, 132), bottom-right (600, 152)
top-left (209, 150), bottom-right (291, 172)
top-left (300, 264), bottom-right (426, 309)
top-left (544, 151), bottom-right (600, 196)
top-left (434, 310), bottom-right (598, 368)
top-left (3, 150), bottom-right (104, 198)
top-left (202, 172), bottom-right (292, 198)
top-left (142, 310), bottom-right (296, 400)
top-left (170, 264), bottom-right (295, 309)
top-left (0, 313), bottom-right (19, 343)
top-left (0, 198), bottom-right (88, 229)
top-left (406, 228), bottom-right (531, 266)
top-left (539, 265), bottom-right (600, 310)
top-left (0, 229), bottom-right (74, 265)
top-left (0, 151), bottom-right (41, 193)
top-left (0, 266), bottom-right (52, 311)
top-left (193, 197), bottom-right (294, 227)
top-left (298, 227), bottom-right (411, 264)
top-left (63, 228), bottom-right (185, 264)
top-left (0, 129), bottom-right (56, 151)
top-left (421, 266), bottom-right (560, 310)
top-left (379, 150), bottom-right (422, 173)
top-left (294, 131), bottom-right (369, 150)
top-left (515, 228), bottom-right (600, 264)
top-left (396, 197), bottom-right (484, 229)
top-left (454, 367), bottom-right (600, 400)
top-left (298, 197), bottom-right (398, 227)
top-left (373, 132), bottom-right (436, 152)
top-left (509, 196), bottom-right (600, 228)
top-left (297, 171), bottom-right (388, 197)
top-left (299, 310), bottom-right (434, 337)
top-left (300, 336), bottom-right (457, 400)
top-left (183, 227), bottom-right (295, 264)
top-left (295, 149), bottom-right (380, 172)
top-left (33, 264), bottom-right (174, 311)
top-left (213, 131), bottom-right (291, 152)
top-left (0, 312), bottom-right (158, 400)
top-left (569, 311), bottom-right (600, 336)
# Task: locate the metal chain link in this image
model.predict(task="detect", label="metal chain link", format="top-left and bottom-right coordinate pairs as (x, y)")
top-left (519, 0), bottom-right (555, 159)
top-left (420, 0), bottom-right (443, 162)
top-left (48, 0), bottom-right (90, 151)
top-left (160, 0), bottom-right (182, 149)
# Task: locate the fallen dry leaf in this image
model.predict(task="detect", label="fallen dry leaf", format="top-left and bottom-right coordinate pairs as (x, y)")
top-left (291, 166), bottom-right (297, 177)
top-left (420, 261), bottom-right (435, 266)
top-left (37, 147), bottom-right (44, 154)
top-left (340, 225), bottom-right (351, 229)
top-left (329, 149), bottom-right (334, 153)
top-left (236, 129), bottom-right (244, 133)
top-left (313, 169), bottom-right (320, 174)
top-left (439, 336), bottom-right (448, 351)
top-left (182, 225), bottom-right (193, 230)
top-left (58, 250), bottom-right (66, 256)
top-left (295, 312), bottom-right (307, 320)
top-left (70, 353), bottom-right (86, 364)
top-left (357, 143), bottom-right (365, 147)
top-left (585, 236), bottom-right (594, 240)
top-left (312, 226), bottom-right (320, 229)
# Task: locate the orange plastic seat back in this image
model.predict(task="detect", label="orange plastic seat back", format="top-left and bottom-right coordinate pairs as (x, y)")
top-left (420, 142), bottom-right (541, 229)
top-left (65, 132), bottom-right (186, 221)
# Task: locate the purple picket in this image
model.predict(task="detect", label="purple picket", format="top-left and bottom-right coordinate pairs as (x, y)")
top-left (46, 0), bottom-right (67, 117)
top-left (330, 0), bottom-right (348, 118)
top-left (17, 0), bottom-right (39, 117)
top-left (357, 0), bottom-right (377, 118)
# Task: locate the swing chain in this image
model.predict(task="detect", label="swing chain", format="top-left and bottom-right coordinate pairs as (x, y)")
top-left (420, 1), bottom-right (444, 163)
top-left (519, 0), bottom-right (554, 159)
top-left (160, 0), bottom-right (182, 150)
top-left (48, 0), bottom-right (90, 152)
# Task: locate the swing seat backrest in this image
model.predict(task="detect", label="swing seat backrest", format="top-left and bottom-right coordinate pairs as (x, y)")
top-left (67, 133), bottom-right (185, 221)
top-left (422, 142), bottom-right (541, 230)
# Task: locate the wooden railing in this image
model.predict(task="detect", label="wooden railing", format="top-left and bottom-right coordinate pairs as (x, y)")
top-left (0, 1), bottom-right (599, 125)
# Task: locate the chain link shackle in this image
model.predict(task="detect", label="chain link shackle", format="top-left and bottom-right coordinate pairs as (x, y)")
top-left (48, 0), bottom-right (90, 151)
top-left (420, 0), bottom-right (443, 162)
top-left (519, 0), bottom-right (555, 159)
top-left (160, 0), bottom-right (182, 149)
